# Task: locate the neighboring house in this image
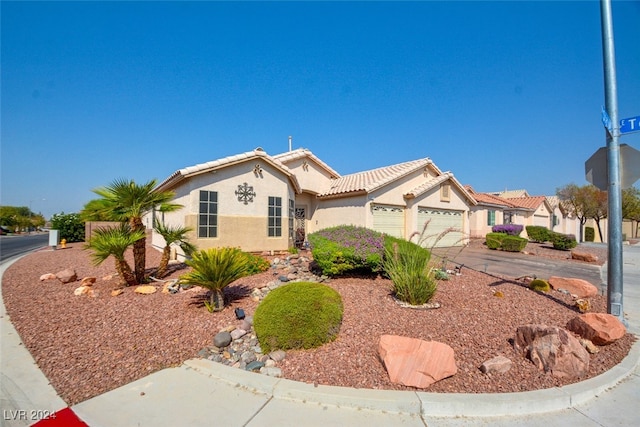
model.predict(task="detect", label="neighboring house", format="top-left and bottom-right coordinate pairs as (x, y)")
top-left (149, 147), bottom-right (476, 256)
top-left (467, 189), bottom-right (558, 240)
top-left (465, 186), bottom-right (520, 238)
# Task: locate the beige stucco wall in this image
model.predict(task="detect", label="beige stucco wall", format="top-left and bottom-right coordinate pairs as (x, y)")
top-left (154, 159), bottom-right (295, 254)
top-left (468, 207), bottom-right (505, 238)
top-left (312, 195), bottom-right (369, 231)
top-left (282, 157), bottom-right (334, 194)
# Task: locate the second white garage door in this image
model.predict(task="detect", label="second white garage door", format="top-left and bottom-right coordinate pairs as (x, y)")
top-left (417, 208), bottom-right (464, 248)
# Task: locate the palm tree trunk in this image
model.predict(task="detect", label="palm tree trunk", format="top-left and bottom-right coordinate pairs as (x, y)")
top-left (210, 289), bottom-right (225, 312)
top-left (155, 246), bottom-right (171, 278)
top-left (115, 258), bottom-right (138, 286)
top-left (130, 217), bottom-right (146, 283)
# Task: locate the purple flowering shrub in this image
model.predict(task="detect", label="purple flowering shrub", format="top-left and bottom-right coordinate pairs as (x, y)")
top-left (308, 226), bottom-right (385, 275)
top-left (491, 224), bottom-right (523, 236)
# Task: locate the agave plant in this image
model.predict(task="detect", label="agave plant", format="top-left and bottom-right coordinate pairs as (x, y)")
top-left (85, 224), bottom-right (145, 287)
top-left (153, 222), bottom-right (196, 278)
top-left (179, 247), bottom-right (249, 312)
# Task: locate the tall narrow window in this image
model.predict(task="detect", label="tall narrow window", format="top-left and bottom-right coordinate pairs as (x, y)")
top-left (198, 190), bottom-right (218, 238)
top-left (487, 210), bottom-right (496, 226)
top-left (288, 199), bottom-right (294, 240)
top-left (268, 196), bottom-right (282, 237)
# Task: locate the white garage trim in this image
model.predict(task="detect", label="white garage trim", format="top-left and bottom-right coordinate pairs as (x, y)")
top-left (372, 205), bottom-right (405, 238)
top-left (417, 208), bottom-right (464, 248)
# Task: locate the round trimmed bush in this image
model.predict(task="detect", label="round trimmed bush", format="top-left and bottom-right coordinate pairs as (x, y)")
top-left (529, 279), bottom-right (550, 293)
top-left (253, 282), bottom-right (343, 353)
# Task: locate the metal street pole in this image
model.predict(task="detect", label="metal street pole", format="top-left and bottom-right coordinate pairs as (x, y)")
top-left (599, 0), bottom-right (624, 324)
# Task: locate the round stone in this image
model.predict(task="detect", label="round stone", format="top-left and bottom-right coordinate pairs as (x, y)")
top-left (213, 331), bottom-right (232, 348)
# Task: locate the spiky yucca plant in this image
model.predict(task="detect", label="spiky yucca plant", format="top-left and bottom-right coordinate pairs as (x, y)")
top-left (179, 247), bottom-right (249, 312)
top-left (85, 224), bottom-right (145, 287)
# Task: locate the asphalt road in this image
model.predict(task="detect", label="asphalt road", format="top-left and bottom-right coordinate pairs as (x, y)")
top-left (432, 245), bottom-right (605, 287)
top-left (0, 233), bottom-right (50, 262)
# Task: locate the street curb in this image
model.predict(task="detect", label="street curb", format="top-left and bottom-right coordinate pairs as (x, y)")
top-left (184, 337), bottom-right (640, 418)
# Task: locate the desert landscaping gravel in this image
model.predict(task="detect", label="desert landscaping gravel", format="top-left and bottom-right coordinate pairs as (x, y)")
top-left (1, 240), bottom-right (634, 405)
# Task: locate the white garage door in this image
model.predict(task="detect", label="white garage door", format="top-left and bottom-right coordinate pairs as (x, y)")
top-left (533, 214), bottom-right (550, 227)
top-left (372, 205), bottom-right (404, 238)
top-left (417, 208), bottom-right (464, 248)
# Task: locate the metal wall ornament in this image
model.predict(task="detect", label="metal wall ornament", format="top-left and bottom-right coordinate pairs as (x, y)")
top-left (235, 182), bottom-right (256, 205)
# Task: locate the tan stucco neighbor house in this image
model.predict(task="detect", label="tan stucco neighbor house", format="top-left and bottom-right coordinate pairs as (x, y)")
top-left (149, 147), bottom-right (476, 256)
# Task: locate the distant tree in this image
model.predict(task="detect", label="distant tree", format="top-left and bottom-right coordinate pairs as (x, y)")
top-left (622, 187), bottom-right (640, 238)
top-left (50, 212), bottom-right (85, 242)
top-left (1, 205), bottom-right (45, 232)
top-left (557, 184), bottom-right (605, 242)
top-left (587, 186), bottom-right (608, 242)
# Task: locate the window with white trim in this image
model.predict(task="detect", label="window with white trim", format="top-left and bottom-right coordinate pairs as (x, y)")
top-left (487, 210), bottom-right (496, 226)
top-left (198, 190), bottom-right (218, 238)
top-left (268, 196), bottom-right (282, 237)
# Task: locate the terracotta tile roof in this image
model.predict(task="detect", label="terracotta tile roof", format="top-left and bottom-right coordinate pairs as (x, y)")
top-left (472, 192), bottom-right (519, 208)
top-left (272, 148), bottom-right (341, 179)
top-left (155, 148), bottom-right (301, 193)
top-left (505, 196), bottom-right (547, 210)
top-left (319, 158), bottom-right (433, 197)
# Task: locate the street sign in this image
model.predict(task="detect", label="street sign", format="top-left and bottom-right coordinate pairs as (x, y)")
top-left (602, 106), bottom-right (613, 133)
top-left (620, 116), bottom-right (640, 134)
top-left (585, 144), bottom-right (640, 190)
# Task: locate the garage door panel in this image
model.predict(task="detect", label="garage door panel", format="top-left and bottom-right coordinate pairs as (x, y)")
top-left (372, 205), bottom-right (404, 238)
top-left (417, 208), bottom-right (464, 248)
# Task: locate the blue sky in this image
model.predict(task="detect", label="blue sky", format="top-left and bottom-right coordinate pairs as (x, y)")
top-left (2, 1), bottom-right (639, 219)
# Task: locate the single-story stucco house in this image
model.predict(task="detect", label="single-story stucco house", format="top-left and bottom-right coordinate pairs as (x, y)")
top-left (148, 147), bottom-right (477, 255)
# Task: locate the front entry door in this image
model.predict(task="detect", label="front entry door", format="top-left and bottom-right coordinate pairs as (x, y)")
top-left (295, 207), bottom-right (306, 247)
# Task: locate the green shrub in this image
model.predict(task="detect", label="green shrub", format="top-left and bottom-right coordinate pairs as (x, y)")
top-left (254, 282), bottom-right (343, 352)
top-left (242, 252), bottom-right (271, 276)
top-left (308, 226), bottom-right (385, 275)
top-left (585, 227), bottom-right (595, 242)
top-left (485, 232), bottom-right (507, 249)
top-left (529, 279), bottom-right (550, 293)
top-left (550, 232), bottom-right (577, 250)
top-left (501, 235), bottom-right (528, 252)
top-left (383, 240), bottom-right (437, 305)
top-left (526, 226), bottom-right (550, 243)
top-left (50, 212), bottom-right (85, 242)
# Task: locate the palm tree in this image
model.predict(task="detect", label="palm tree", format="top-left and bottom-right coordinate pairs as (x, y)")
top-left (153, 222), bottom-right (196, 278)
top-left (178, 247), bottom-right (249, 312)
top-left (85, 224), bottom-right (145, 287)
top-left (92, 178), bottom-right (181, 283)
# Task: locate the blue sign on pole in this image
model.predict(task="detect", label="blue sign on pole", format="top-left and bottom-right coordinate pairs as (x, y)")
top-left (602, 106), bottom-right (613, 132)
top-left (620, 116), bottom-right (640, 134)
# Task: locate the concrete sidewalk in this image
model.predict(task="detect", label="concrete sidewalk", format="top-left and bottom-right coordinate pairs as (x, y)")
top-left (2, 246), bottom-right (639, 427)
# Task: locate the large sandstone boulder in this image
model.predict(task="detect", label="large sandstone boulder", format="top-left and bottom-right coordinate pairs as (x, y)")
top-left (548, 276), bottom-right (598, 298)
top-left (566, 313), bottom-right (626, 345)
top-left (571, 250), bottom-right (598, 263)
top-left (514, 325), bottom-right (590, 379)
top-left (378, 335), bottom-right (457, 388)
top-left (55, 268), bottom-right (77, 283)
